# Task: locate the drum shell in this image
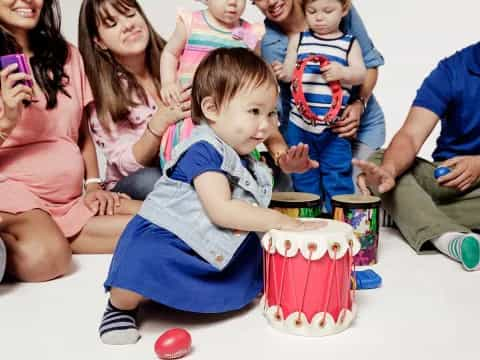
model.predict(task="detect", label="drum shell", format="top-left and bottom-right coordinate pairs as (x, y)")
top-left (262, 219), bottom-right (358, 337)
top-left (332, 196), bottom-right (380, 266)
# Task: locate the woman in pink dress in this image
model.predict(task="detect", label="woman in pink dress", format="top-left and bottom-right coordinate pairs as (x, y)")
top-left (0, 0), bottom-right (137, 282)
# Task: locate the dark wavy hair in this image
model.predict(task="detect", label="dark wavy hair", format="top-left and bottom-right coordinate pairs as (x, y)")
top-left (78, 0), bottom-right (165, 129)
top-left (0, 0), bottom-right (70, 109)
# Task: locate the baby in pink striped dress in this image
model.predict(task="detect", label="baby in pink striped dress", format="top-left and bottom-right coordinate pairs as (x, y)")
top-left (158, 0), bottom-right (264, 166)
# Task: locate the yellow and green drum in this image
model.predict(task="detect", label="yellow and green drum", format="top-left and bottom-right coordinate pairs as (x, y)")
top-left (270, 192), bottom-right (322, 218)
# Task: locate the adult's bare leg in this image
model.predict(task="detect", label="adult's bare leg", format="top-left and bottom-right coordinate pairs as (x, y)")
top-left (70, 214), bottom-right (132, 253)
top-left (0, 210), bottom-right (72, 282)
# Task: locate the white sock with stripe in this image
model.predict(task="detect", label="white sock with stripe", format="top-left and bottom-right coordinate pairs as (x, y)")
top-left (431, 232), bottom-right (480, 271)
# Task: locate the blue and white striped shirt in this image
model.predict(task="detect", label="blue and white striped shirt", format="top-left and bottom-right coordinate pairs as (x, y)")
top-left (290, 31), bottom-right (355, 134)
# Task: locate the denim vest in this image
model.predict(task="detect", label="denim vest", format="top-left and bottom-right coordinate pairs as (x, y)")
top-left (139, 125), bottom-right (273, 270)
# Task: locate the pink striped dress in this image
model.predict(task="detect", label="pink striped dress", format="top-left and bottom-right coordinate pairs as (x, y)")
top-left (159, 9), bottom-right (264, 166)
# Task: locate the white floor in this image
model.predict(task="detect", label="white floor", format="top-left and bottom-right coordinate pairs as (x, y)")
top-left (1, 228), bottom-right (479, 360)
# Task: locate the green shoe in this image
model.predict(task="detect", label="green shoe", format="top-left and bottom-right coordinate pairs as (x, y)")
top-left (460, 236), bottom-right (480, 271)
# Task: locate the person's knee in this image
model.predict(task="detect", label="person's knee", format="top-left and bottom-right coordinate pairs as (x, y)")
top-left (116, 167), bottom-right (162, 200)
top-left (135, 168), bottom-right (162, 192)
top-left (16, 236), bottom-right (72, 282)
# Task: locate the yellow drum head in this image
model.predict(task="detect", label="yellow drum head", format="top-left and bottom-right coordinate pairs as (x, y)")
top-left (271, 192), bottom-right (320, 206)
top-left (332, 194), bottom-right (380, 205)
top-left (270, 192), bottom-right (322, 218)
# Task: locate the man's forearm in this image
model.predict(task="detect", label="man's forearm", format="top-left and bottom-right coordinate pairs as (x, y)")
top-left (357, 68), bottom-right (378, 102)
top-left (381, 132), bottom-right (419, 178)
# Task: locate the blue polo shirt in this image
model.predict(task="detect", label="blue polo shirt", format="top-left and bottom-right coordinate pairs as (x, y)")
top-left (413, 42), bottom-right (480, 161)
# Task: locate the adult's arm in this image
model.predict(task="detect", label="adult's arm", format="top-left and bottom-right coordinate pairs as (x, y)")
top-left (353, 107), bottom-right (439, 194)
top-left (333, 5), bottom-right (384, 138)
top-left (0, 64), bottom-right (33, 145)
top-left (342, 5), bottom-right (384, 69)
top-left (384, 55), bottom-right (455, 177)
top-left (332, 68), bottom-right (378, 138)
top-left (87, 89), bottom-right (189, 175)
top-left (381, 107), bottom-right (439, 178)
top-left (354, 57), bottom-right (453, 193)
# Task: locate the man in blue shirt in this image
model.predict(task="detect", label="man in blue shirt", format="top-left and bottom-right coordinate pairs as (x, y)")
top-left (354, 43), bottom-right (480, 271)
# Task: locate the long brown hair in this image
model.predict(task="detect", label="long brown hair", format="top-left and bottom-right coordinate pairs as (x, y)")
top-left (78, 0), bottom-right (165, 129)
top-left (0, 0), bottom-right (69, 109)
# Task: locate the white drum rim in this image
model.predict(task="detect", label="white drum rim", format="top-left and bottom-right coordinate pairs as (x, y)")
top-left (263, 302), bottom-right (356, 337)
top-left (261, 219), bottom-right (361, 259)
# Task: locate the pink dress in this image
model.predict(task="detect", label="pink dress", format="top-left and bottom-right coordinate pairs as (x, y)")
top-left (0, 45), bottom-right (95, 237)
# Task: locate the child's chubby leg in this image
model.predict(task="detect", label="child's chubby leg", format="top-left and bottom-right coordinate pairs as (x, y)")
top-left (432, 232), bottom-right (480, 271)
top-left (99, 287), bottom-right (144, 345)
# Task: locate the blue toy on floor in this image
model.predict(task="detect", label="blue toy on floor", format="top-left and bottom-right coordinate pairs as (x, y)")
top-left (355, 269), bottom-right (382, 289)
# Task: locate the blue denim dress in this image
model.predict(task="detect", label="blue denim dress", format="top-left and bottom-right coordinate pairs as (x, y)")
top-left (104, 141), bottom-right (265, 313)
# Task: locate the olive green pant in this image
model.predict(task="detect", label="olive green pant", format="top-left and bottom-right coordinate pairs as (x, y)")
top-left (369, 151), bottom-right (480, 253)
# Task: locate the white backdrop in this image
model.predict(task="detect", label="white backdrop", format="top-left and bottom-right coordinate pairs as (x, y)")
top-left (60, 0), bottom-right (480, 160)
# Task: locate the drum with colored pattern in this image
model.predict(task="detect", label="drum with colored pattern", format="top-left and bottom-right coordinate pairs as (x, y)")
top-left (332, 194), bottom-right (381, 266)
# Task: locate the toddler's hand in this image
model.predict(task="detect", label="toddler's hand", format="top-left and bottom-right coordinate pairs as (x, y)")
top-left (280, 217), bottom-right (328, 232)
top-left (160, 82), bottom-right (182, 106)
top-left (152, 85), bottom-right (191, 129)
top-left (277, 143), bottom-right (319, 174)
top-left (321, 62), bottom-right (346, 82)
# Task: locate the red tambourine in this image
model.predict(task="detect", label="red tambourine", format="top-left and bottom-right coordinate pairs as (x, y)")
top-left (291, 54), bottom-right (343, 126)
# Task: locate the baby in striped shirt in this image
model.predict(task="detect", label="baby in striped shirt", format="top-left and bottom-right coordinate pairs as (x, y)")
top-left (271, 0), bottom-right (367, 214)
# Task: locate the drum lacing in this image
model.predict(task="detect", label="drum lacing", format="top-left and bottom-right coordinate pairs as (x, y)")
top-left (349, 240), bottom-right (357, 303)
top-left (295, 242), bottom-right (317, 326)
top-left (263, 237), bottom-right (273, 312)
top-left (318, 244), bottom-right (339, 328)
top-left (274, 240), bottom-right (292, 320)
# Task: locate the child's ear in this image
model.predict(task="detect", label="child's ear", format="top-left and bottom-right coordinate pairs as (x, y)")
top-left (94, 37), bottom-right (108, 51)
top-left (200, 96), bottom-right (219, 123)
top-left (342, 2), bottom-right (351, 17)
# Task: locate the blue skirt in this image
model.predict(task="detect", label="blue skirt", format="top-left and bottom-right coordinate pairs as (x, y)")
top-left (105, 215), bottom-right (263, 313)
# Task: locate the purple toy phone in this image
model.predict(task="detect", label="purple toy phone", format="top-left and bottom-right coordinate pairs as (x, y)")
top-left (0, 53), bottom-right (33, 88)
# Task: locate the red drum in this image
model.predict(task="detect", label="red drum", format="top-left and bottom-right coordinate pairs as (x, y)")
top-left (261, 219), bottom-right (360, 336)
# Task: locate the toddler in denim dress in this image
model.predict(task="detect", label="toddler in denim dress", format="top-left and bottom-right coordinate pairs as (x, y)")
top-left (99, 48), bottom-right (323, 345)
